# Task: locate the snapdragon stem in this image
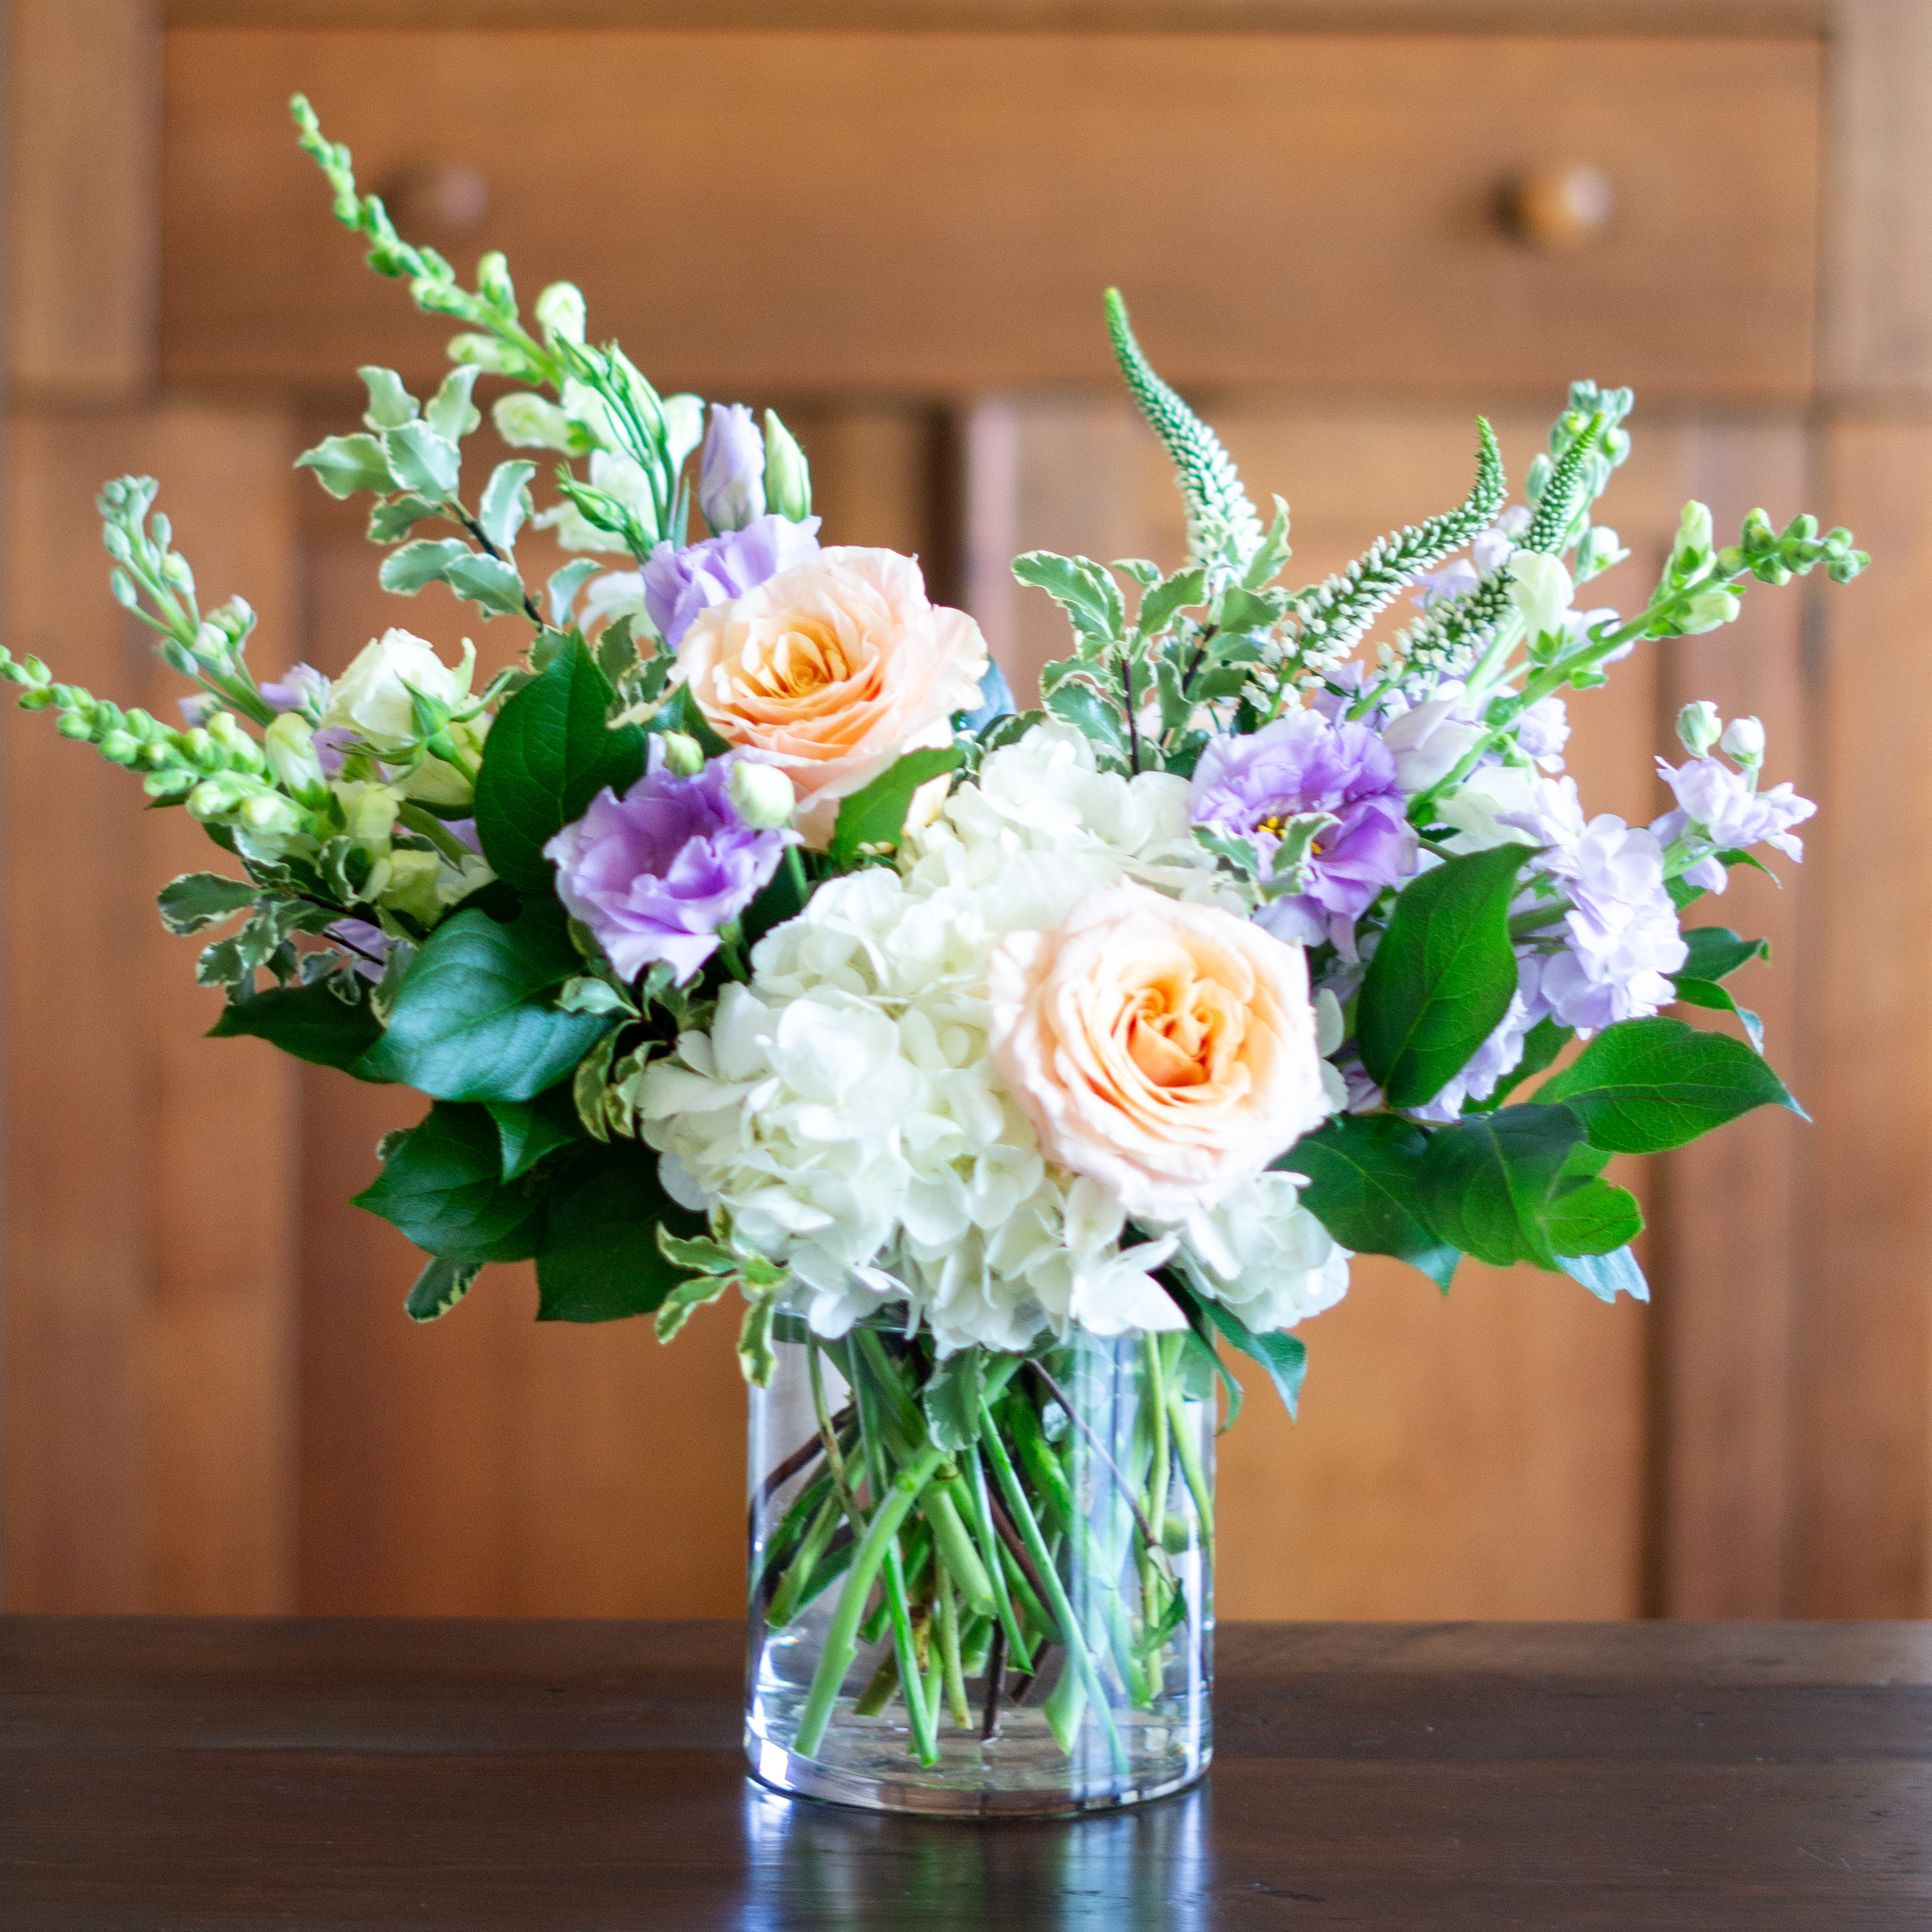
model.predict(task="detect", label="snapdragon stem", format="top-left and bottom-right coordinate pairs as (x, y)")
top-left (967, 1445), bottom-right (1035, 1672)
top-left (882, 1535), bottom-right (941, 1764)
top-left (935, 1571), bottom-right (971, 1730)
top-left (1167, 1386), bottom-right (1215, 1569)
top-left (979, 1396), bottom-right (1128, 1776)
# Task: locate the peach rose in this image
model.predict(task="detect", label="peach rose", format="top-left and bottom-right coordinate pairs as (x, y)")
top-left (989, 882), bottom-right (1329, 1225)
top-left (676, 546), bottom-right (988, 846)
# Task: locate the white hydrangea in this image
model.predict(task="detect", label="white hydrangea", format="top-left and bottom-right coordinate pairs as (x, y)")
top-left (639, 724), bottom-right (1348, 1352)
top-left (1177, 1172), bottom-right (1352, 1333)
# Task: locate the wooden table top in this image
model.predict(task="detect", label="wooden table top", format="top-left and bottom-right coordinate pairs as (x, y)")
top-left (1, 1617), bottom-right (1927, 1929)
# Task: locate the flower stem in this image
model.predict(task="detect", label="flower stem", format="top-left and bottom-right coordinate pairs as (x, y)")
top-left (935, 1569), bottom-right (971, 1731)
top-left (967, 1445), bottom-right (1035, 1673)
top-left (1167, 1386), bottom-right (1215, 1568)
top-left (978, 1395), bottom-right (1128, 1776)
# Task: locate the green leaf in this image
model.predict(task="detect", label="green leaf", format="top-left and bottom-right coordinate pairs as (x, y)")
top-left (424, 364), bottom-right (483, 443)
top-left (379, 537), bottom-right (469, 594)
top-left (351, 1101), bottom-right (546, 1264)
top-left (487, 1084), bottom-right (582, 1181)
top-left (384, 420), bottom-right (462, 500)
top-left (158, 872), bottom-right (257, 936)
top-left (921, 1349), bottom-right (987, 1454)
top-left (478, 459), bottom-right (536, 552)
top-left (1357, 844), bottom-right (1528, 1108)
top-left (405, 1254), bottom-right (481, 1322)
top-left (1672, 977), bottom-right (1764, 1052)
top-left (1558, 1245), bottom-right (1650, 1304)
top-left (1215, 584), bottom-right (1288, 637)
top-left (1417, 1102), bottom-right (1640, 1270)
top-left (534, 1140), bottom-right (705, 1322)
top-left (1135, 565), bottom-right (1208, 638)
top-left (367, 495), bottom-right (444, 543)
top-left (654, 1271), bottom-right (733, 1344)
top-left (472, 636), bottom-right (646, 894)
top-left (209, 977), bottom-right (388, 1074)
top-left (1677, 926), bottom-right (1770, 984)
top-left (442, 551), bottom-right (528, 617)
top-left (546, 557), bottom-right (601, 627)
top-left (357, 904), bottom-right (614, 1102)
top-left (827, 747), bottom-right (961, 866)
top-left (1535, 1015), bottom-right (1802, 1153)
top-left (296, 432), bottom-right (395, 499)
top-left (1011, 551), bottom-right (1126, 648)
top-left (1283, 1115), bottom-right (1460, 1292)
top-left (358, 366), bottom-right (420, 429)
top-left (1191, 1290), bottom-right (1308, 1420)
top-left (1241, 497), bottom-right (1292, 588)
top-left (1043, 680), bottom-right (1130, 763)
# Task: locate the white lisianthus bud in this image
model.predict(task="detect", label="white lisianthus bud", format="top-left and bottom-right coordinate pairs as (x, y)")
top-left (265, 713), bottom-right (326, 798)
top-left (1676, 701), bottom-right (1723, 758)
top-left (1674, 500), bottom-right (1715, 568)
top-left (762, 410), bottom-right (812, 521)
top-left (1506, 551), bottom-right (1575, 645)
top-left (662, 394), bottom-right (705, 475)
top-left (1719, 715), bottom-right (1766, 765)
top-left (659, 731), bottom-right (705, 777)
top-left (727, 758), bottom-right (797, 830)
top-left (534, 281), bottom-right (586, 346)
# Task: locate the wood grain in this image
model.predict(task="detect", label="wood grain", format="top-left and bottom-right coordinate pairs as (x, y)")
top-left (1794, 416), bottom-right (1932, 1618)
top-left (0, 1617), bottom-right (1925, 1927)
top-left (2, 408), bottom-right (302, 1612)
top-left (161, 31), bottom-right (1820, 404)
top-left (7, 0), bottom-right (158, 399)
top-left (160, 1), bottom-right (1831, 34)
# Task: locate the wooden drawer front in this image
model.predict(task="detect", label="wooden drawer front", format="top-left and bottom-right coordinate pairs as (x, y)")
top-left (163, 30), bottom-right (1818, 402)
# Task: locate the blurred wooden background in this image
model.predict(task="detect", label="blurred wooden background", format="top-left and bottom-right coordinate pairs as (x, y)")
top-left (5, 0), bottom-right (1927, 1623)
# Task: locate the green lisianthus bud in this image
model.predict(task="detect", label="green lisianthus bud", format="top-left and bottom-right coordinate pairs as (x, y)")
top-left (763, 410), bottom-right (812, 521)
top-left (660, 731), bottom-right (705, 777)
top-left (728, 758), bottom-right (796, 831)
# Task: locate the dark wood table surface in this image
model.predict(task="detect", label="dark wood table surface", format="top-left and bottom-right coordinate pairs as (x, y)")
top-left (2, 1618), bottom-right (1927, 1929)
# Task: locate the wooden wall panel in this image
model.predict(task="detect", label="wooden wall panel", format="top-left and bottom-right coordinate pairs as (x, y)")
top-left (3, 406), bottom-right (302, 1612)
top-left (162, 31), bottom-right (1819, 404)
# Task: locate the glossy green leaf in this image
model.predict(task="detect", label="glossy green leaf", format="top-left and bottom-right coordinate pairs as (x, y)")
top-left (1677, 926), bottom-right (1770, 984)
top-left (472, 636), bottom-right (646, 894)
top-left (1535, 1015), bottom-right (1801, 1153)
top-left (405, 1254), bottom-right (481, 1322)
top-left (208, 977), bottom-right (388, 1075)
top-left (1671, 977), bottom-right (1764, 1052)
top-left (827, 747), bottom-right (961, 866)
top-left (352, 1101), bottom-right (546, 1264)
top-left (1357, 844), bottom-right (1528, 1107)
top-left (1282, 1114), bottom-right (1459, 1291)
top-left (487, 1084), bottom-right (583, 1181)
top-left (358, 904), bottom-right (613, 1102)
top-left (534, 1141), bottom-right (705, 1322)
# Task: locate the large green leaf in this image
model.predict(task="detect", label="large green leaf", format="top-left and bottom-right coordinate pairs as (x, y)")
top-left (1417, 1102), bottom-right (1641, 1270)
top-left (358, 904), bottom-right (613, 1102)
top-left (1356, 844), bottom-right (1528, 1108)
top-left (1677, 926), bottom-right (1769, 984)
top-left (1534, 1015), bottom-right (1801, 1153)
top-left (1167, 1276), bottom-right (1307, 1419)
top-left (472, 636), bottom-right (646, 893)
top-left (826, 748), bottom-right (961, 866)
top-left (209, 978), bottom-right (388, 1075)
top-left (534, 1141), bottom-right (706, 1322)
top-left (1282, 1115), bottom-right (1459, 1291)
top-left (487, 1084), bottom-right (584, 1181)
top-left (352, 1102), bottom-right (546, 1264)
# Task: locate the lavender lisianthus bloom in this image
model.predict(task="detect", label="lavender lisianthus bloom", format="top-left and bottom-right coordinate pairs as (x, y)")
top-left (697, 403), bottom-right (767, 533)
top-left (642, 513), bottom-right (822, 650)
top-left (260, 662), bottom-right (330, 715)
top-left (543, 746), bottom-right (792, 983)
top-left (1189, 709), bottom-right (1414, 951)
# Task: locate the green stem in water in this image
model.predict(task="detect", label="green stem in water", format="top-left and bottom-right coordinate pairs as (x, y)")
top-left (935, 1568), bottom-right (971, 1731)
top-left (978, 1395), bottom-right (1128, 1776)
top-left (881, 1534), bottom-right (940, 1766)
top-left (1167, 1385), bottom-right (1215, 1569)
top-left (924, 1482), bottom-right (997, 1620)
top-left (765, 1484), bottom-right (842, 1628)
top-left (967, 1445), bottom-right (1035, 1673)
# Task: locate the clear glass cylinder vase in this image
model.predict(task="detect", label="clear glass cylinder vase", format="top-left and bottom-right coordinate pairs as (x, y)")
top-left (745, 1315), bottom-right (1215, 1817)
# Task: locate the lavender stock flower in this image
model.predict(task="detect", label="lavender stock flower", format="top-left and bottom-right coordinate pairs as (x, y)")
top-left (642, 513), bottom-right (822, 650)
top-left (1189, 710), bottom-right (1413, 949)
top-left (543, 747), bottom-right (791, 983)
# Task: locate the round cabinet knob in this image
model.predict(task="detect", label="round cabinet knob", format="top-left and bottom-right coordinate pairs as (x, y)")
top-left (1501, 164), bottom-right (1614, 252)
top-left (380, 162), bottom-right (489, 237)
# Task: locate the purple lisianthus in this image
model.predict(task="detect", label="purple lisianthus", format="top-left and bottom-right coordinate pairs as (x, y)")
top-left (1190, 710), bottom-right (1413, 951)
top-left (697, 403), bottom-right (767, 533)
top-left (642, 513), bottom-right (821, 650)
top-left (543, 745), bottom-right (791, 983)
top-left (260, 662), bottom-right (330, 715)
top-left (328, 917), bottom-right (394, 984)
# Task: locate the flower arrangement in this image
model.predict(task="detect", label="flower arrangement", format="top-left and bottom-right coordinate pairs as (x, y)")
top-left (6, 98), bottom-right (1866, 1806)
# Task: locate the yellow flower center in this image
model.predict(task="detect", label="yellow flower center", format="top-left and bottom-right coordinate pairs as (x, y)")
top-left (735, 620), bottom-right (851, 703)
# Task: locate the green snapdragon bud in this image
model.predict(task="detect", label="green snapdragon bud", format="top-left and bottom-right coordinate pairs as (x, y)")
top-left (1673, 501), bottom-right (1715, 572)
top-left (1679, 586), bottom-right (1742, 634)
top-left (535, 281), bottom-right (586, 346)
top-left (265, 713), bottom-right (327, 802)
top-left (1676, 701), bottom-right (1723, 757)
